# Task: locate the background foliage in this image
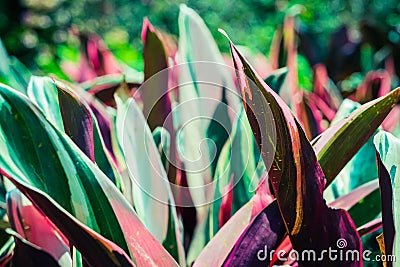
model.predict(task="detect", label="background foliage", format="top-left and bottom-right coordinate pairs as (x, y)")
top-left (2, 0), bottom-right (400, 72)
top-left (0, 1), bottom-right (400, 266)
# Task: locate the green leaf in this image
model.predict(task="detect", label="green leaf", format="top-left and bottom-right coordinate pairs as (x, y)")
top-left (152, 127), bottom-right (171, 173)
top-left (0, 39), bottom-right (30, 93)
top-left (2, 176), bottom-right (134, 267)
top-left (328, 179), bottom-right (381, 227)
top-left (162, 204), bottom-right (180, 263)
top-left (115, 90), bottom-right (185, 265)
top-left (208, 109), bottom-right (263, 239)
top-left (0, 84), bottom-right (179, 266)
top-left (313, 87), bottom-right (400, 185)
top-left (27, 76), bottom-right (65, 130)
top-left (80, 74), bottom-right (141, 107)
top-left (8, 56), bottom-right (31, 91)
top-left (347, 189), bottom-right (381, 227)
top-left (206, 87), bottom-right (232, 178)
top-left (297, 53), bottom-right (313, 92)
top-left (177, 6), bottom-right (241, 262)
top-left (27, 76), bottom-right (119, 184)
top-left (0, 237), bottom-right (14, 265)
top-left (264, 67), bottom-right (288, 94)
top-left (361, 229), bottom-right (383, 267)
top-left (324, 99), bottom-right (378, 200)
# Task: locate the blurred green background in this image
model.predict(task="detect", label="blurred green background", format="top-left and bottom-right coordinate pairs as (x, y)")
top-left (1, 0), bottom-right (400, 74)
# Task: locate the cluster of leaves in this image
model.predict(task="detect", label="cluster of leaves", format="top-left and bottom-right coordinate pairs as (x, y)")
top-left (0, 4), bottom-right (400, 267)
top-left (3, 0), bottom-right (400, 75)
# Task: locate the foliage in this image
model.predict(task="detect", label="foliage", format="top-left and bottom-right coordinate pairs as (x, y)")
top-left (0, 3), bottom-right (399, 267)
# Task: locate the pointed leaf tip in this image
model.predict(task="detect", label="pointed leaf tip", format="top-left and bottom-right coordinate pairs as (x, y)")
top-left (218, 28), bottom-right (231, 41)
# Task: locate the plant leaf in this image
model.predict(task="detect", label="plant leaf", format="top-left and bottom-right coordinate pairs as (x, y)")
top-left (177, 5), bottom-right (242, 262)
top-left (229, 37), bottom-right (361, 265)
top-left (193, 201), bottom-right (253, 267)
top-left (208, 108), bottom-right (263, 239)
top-left (206, 87), bottom-right (232, 178)
top-left (313, 88), bottom-right (400, 185)
top-left (357, 219), bottom-right (382, 237)
top-left (114, 90), bottom-right (185, 265)
top-left (194, 172), bottom-right (274, 267)
top-left (0, 39), bottom-right (30, 94)
top-left (141, 19), bottom-right (178, 183)
top-left (0, 237), bottom-right (14, 266)
top-left (152, 127), bottom-right (171, 173)
top-left (328, 179), bottom-right (379, 210)
top-left (6, 189), bottom-right (71, 266)
top-left (27, 76), bottom-right (119, 184)
top-left (264, 67), bottom-right (288, 94)
top-left (374, 131), bottom-right (400, 266)
top-left (8, 229), bottom-right (60, 267)
top-left (272, 178), bottom-right (382, 265)
top-left (0, 84), bottom-right (179, 266)
top-left (377, 154), bottom-right (395, 267)
top-left (222, 201), bottom-right (286, 266)
top-left (27, 76), bottom-right (65, 130)
top-left (142, 18), bottom-right (172, 131)
top-left (323, 99), bottom-right (378, 201)
top-left (80, 74), bottom-right (141, 107)
top-left (2, 174), bottom-right (134, 267)
top-left (218, 174), bottom-right (234, 228)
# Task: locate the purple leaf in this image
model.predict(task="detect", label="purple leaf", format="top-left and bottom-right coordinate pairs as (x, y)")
top-left (222, 201), bottom-right (286, 266)
top-left (229, 36), bottom-right (361, 266)
top-left (377, 151), bottom-right (395, 267)
top-left (6, 189), bottom-right (71, 266)
top-left (2, 171), bottom-right (135, 267)
top-left (9, 230), bottom-right (60, 267)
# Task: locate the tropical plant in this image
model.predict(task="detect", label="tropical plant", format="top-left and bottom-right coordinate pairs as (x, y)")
top-left (0, 4), bottom-right (399, 267)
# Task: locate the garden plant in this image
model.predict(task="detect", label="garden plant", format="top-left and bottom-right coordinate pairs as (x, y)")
top-left (0, 3), bottom-right (399, 267)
